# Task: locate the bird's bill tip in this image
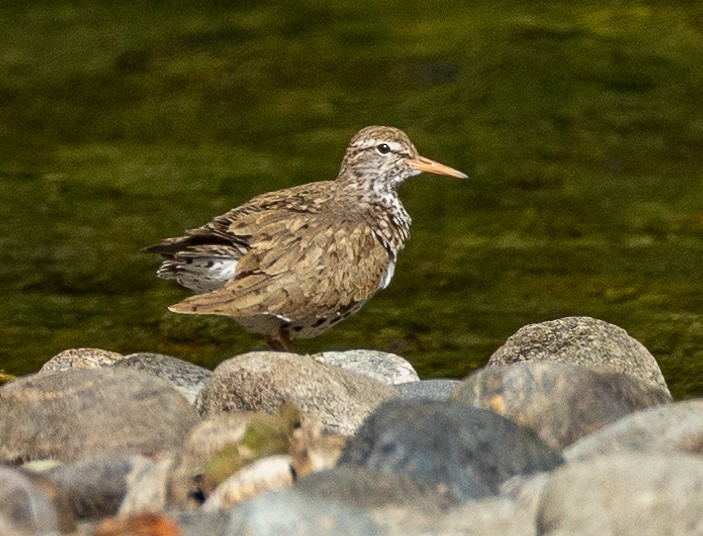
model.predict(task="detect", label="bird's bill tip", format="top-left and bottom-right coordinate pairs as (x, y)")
top-left (407, 156), bottom-right (468, 179)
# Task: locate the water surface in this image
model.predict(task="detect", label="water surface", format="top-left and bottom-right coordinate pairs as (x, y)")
top-left (2, 1), bottom-right (703, 397)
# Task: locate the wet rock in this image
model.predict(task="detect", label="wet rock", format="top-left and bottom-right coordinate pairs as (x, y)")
top-left (488, 316), bottom-right (670, 397)
top-left (225, 489), bottom-right (378, 536)
top-left (196, 352), bottom-right (398, 435)
top-left (338, 399), bottom-right (562, 502)
top-left (452, 362), bottom-right (671, 450)
top-left (537, 453), bottom-right (703, 535)
top-left (0, 368), bottom-right (200, 463)
top-left (312, 349), bottom-right (419, 385)
top-left (115, 352), bottom-right (212, 405)
top-left (39, 347), bottom-right (125, 374)
top-left (395, 379), bottom-right (461, 401)
top-left (45, 453), bottom-right (152, 519)
top-left (0, 465), bottom-right (74, 535)
top-left (564, 398), bottom-right (703, 461)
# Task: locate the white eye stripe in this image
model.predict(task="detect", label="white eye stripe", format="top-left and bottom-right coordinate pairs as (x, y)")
top-left (358, 139), bottom-right (403, 152)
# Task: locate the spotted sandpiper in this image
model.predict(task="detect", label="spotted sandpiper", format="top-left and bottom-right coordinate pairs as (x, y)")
top-left (146, 126), bottom-right (467, 350)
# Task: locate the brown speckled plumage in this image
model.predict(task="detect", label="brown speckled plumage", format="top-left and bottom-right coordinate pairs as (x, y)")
top-left (146, 126), bottom-right (466, 350)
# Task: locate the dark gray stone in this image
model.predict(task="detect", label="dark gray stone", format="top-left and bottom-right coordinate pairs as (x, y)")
top-left (337, 399), bottom-right (562, 502)
top-left (46, 453), bottom-right (150, 519)
top-left (296, 466), bottom-right (456, 514)
top-left (452, 362), bottom-right (671, 450)
top-left (488, 316), bottom-right (670, 397)
top-left (0, 368), bottom-right (201, 463)
top-left (394, 379), bottom-right (461, 401)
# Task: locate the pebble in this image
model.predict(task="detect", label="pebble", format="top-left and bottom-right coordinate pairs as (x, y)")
top-left (45, 453), bottom-right (152, 519)
top-left (394, 379), bottom-right (461, 400)
top-left (312, 349), bottom-right (419, 385)
top-left (538, 453), bottom-right (703, 535)
top-left (115, 352), bottom-right (212, 405)
top-left (452, 361), bottom-right (671, 449)
top-left (0, 368), bottom-right (200, 463)
top-left (0, 465), bottom-right (74, 535)
top-left (196, 351), bottom-right (398, 435)
top-left (338, 399), bottom-right (563, 502)
top-left (487, 316), bottom-right (671, 397)
top-left (38, 347), bottom-right (125, 374)
top-left (564, 397), bottom-right (703, 461)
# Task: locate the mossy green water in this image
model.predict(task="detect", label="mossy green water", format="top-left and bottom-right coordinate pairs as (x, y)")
top-left (2, 1), bottom-right (703, 397)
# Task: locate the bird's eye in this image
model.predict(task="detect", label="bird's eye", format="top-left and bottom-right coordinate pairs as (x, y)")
top-left (376, 143), bottom-right (391, 155)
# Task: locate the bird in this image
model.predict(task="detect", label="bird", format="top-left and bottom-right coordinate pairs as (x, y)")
top-left (145, 125), bottom-right (467, 351)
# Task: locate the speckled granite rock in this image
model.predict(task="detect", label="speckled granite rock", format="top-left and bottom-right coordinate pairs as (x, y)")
top-left (538, 453), bottom-right (703, 535)
top-left (38, 347), bottom-right (125, 374)
top-left (312, 349), bottom-right (419, 385)
top-left (196, 352), bottom-right (398, 435)
top-left (394, 379), bottom-right (461, 401)
top-left (115, 352), bottom-right (212, 405)
top-left (338, 399), bottom-right (562, 502)
top-left (0, 368), bottom-right (200, 463)
top-left (452, 362), bottom-right (671, 449)
top-left (487, 316), bottom-right (670, 397)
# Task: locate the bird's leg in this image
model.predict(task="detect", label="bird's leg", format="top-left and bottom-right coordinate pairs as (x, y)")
top-left (278, 325), bottom-right (294, 352)
top-left (266, 326), bottom-right (295, 352)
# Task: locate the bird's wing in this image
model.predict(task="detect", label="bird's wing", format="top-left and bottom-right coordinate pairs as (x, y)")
top-left (143, 181), bottom-right (336, 257)
top-left (168, 210), bottom-right (390, 320)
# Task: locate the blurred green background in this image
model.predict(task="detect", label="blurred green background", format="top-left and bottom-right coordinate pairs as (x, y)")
top-left (1, 1), bottom-right (703, 397)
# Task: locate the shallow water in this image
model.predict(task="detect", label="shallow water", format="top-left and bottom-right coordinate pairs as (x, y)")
top-left (2, 1), bottom-right (703, 397)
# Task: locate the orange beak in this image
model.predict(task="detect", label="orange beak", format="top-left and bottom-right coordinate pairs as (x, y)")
top-left (406, 155), bottom-right (468, 179)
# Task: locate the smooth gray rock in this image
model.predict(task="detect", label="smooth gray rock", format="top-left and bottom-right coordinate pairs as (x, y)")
top-left (452, 362), bottom-right (671, 450)
top-left (564, 398), bottom-right (703, 461)
top-left (313, 349), bottom-right (419, 385)
top-left (196, 352), bottom-right (398, 436)
top-left (395, 379), bottom-right (461, 401)
top-left (116, 352), bottom-right (212, 405)
top-left (0, 368), bottom-right (200, 463)
top-left (488, 316), bottom-right (670, 397)
top-left (226, 489), bottom-right (379, 536)
top-left (0, 465), bottom-right (74, 535)
top-left (538, 453), bottom-right (703, 535)
top-left (338, 399), bottom-right (563, 502)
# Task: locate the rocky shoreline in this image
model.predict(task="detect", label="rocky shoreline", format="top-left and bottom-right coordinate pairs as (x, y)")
top-left (1, 316), bottom-right (700, 535)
